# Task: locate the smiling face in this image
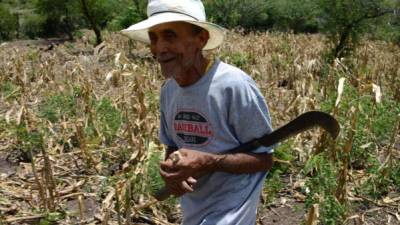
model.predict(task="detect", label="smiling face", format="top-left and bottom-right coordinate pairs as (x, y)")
top-left (148, 22), bottom-right (209, 86)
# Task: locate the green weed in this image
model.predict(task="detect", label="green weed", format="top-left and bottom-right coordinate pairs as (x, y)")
top-left (264, 169), bottom-right (284, 204)
top-left (0, 81), bottom-right (20, 100)
top-left (39, 93), bottom-right (77, 123)
top-left (315, 63), bottom-right (400, 223)
top-left (39, 212), bottom-right (65, 225)
top-left (220, 52), bottom-right (255, 70)
top-left (147, 148), bottom-right (178, 206)
top-left (11, 122), bottom-right (44, 162)
top-left (273, 141), bottom-right (295, 172)
top-left (95, 97), bottom-right (122, 144)
top-left (144, 89), bottom-right (160, 114)
top-left (321, 73), bottom-right (400, 170)
top-left (304, 154), bottom-right (338, 197)
top-left (359, 158), bottom-right (400, 198)
top-left (263, 141), bottom-right (294, 204)
top-left (319, 195), bottom-right (346, 225)
top-left (147, 150), bottom-right (163, 194)
top-left (304, 154), bottom-right (345, 224)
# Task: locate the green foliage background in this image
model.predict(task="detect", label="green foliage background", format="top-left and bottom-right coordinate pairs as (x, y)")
top-left (0, 0), bottom-right (398, 45)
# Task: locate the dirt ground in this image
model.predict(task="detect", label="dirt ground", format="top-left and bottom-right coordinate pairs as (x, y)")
top-left (260, 202), bottom-right (306, 225)
top-left (0, 155), bottom-right (17, 180)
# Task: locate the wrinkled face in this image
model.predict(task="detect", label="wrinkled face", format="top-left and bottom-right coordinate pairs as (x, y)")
top-left (148, 22), bottom-right (209, 86)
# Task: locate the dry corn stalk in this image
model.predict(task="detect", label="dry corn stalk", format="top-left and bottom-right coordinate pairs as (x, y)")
top-left (78, 194), bottom-right (85, 224)
top-left (41, 138), bottom-right (57, 211)
top-left (305, 204), bottom-right (319, 225)
top-left (125, 180), bottom-right (132, 225)
top-left (75, 121), bottom-right (98, 172)
top-left (335, 107), bottom-right (357, 203)
top-left (101, 188), bottom-right (115, 225)
top-left (29, 148), bottom-right (47, 210)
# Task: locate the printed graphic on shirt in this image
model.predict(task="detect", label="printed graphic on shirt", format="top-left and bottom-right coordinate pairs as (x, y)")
top-left (174, 110), bottom-right (213, 145)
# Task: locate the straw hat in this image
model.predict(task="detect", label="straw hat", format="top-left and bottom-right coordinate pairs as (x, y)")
top-left (121, 0), bottom-right (225, 50)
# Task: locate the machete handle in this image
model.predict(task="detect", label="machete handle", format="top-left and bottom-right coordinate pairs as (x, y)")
top-left (153, 187), bottom-right (170, 201)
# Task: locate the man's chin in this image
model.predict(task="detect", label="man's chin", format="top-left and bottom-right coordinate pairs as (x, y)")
top-left (160, 68), bottom-right (172, 78)
top-left (161, 69), bottom-right (182, 80)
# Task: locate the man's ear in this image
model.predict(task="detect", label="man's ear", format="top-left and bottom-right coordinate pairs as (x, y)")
top-left (197, 30), bottom-right (210, 50)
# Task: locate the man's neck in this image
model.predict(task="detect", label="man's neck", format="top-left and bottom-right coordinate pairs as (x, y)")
top-left (175, 57), bottom-right (210, 87)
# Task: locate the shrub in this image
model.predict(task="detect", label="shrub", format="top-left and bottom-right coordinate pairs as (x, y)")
top-left (267, 0), bottom-right (321, 33)
top-left (0, 4), bottom-right (18, 40)
top-left (204, 0), bottom-right (269, 29)
top-left (317, 0), bottom-right (396, 60)
top-left (21, 13), bottom-right (46, 39)
top-left (107, 5), bottom-right (147, 31)
top-left (34, 0), bottom-right (82, 39)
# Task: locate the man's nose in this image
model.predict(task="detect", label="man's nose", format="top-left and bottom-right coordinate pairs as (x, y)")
top-left (153, 39), bottom-right (169, 55)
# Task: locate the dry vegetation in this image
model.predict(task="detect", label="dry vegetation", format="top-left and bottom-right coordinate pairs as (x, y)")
top-left (0, 30), bottom-right (399, 225)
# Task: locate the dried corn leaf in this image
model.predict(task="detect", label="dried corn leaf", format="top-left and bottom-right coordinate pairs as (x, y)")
top-left (305, 204), bottom-right (319, 225)
top-left (372, 83), bottom-right (382, 103)
top-left (335, 77), bottom-right (346, 107)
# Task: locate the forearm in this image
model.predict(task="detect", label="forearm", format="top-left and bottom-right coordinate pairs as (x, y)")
top-left (160, 148), bottom-right (273, 181)
top-left (209, 152), bottom-right (273, 174)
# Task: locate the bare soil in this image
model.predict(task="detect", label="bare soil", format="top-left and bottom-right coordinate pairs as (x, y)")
top-left (0, 154), bottom-right (17, 179)
top-left (260, 202), bottom-right (306, 225)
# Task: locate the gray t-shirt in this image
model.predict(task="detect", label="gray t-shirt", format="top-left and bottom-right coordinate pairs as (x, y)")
top-left (159, 59), bottom-right (273, 225)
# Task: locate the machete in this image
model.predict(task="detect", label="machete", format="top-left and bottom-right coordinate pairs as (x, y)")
top-left (153, 111), bottom-right (340, 201)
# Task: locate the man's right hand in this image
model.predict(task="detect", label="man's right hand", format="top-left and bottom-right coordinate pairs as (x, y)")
top-left (160, 153), bottom-right (197, 197)
top-left (162, 176), bottom-right (197, 197)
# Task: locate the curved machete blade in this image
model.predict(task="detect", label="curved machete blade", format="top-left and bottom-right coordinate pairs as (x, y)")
top-left (228, 111), bottom-right (340, 154)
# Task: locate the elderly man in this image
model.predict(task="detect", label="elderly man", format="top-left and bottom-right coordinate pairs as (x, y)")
top-left (122, 0), bottom-right (274, 224)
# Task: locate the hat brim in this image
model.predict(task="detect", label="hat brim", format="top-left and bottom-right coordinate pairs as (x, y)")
top-left (121, 12), bottom-right (225, 50)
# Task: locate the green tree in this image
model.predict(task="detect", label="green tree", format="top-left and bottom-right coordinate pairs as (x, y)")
top-left (318, 0), bottom-right (397, 60)
top-left (107, 0), bottom-right (147, 31)
top-left (80, 0), bottom-right (102, 44)
top-left (79, 0), bottom-right (121, 44)
top-left (267, 0), bottom-right (320, 33)
top-left (33, 0), bottom-right (121, 44)
top-left (394, 9), bottom-right (400, 44)
top-left (0, 3), bottom-right (18, 40)
top-left (35, 0), bottom-right (82, 39)
top-left (22, 13), bottom-right (46, 39)
top-left (130, 0), bottom-right (147, 20)
top-left (383, 1), bottom-right (400, 45)
top-left (204, 0), bottom-right (269, 29)
top-left (369, 7), bottom-right (400, 44)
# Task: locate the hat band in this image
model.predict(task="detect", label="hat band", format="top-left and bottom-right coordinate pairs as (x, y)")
top-left (150, 10), bottom-right (200, 21)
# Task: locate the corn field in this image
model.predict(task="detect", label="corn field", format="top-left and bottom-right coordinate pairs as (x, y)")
top-left (0, 30), bottom-right (399, 225)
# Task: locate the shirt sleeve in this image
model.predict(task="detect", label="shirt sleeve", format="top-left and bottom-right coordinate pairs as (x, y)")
top-left (159, 110), bottom-right (177, 147)
top-left (159, 87), bottom-right (177, 148)
top-left (227, 78), bottom-right (274, 154)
